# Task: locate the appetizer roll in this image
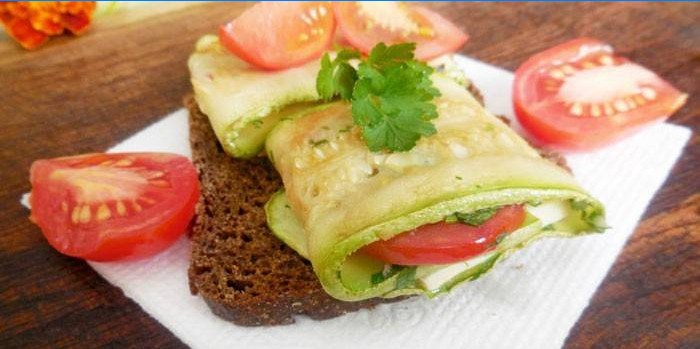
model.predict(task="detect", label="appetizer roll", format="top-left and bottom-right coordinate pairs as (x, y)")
top-left (189, 35), bottom-right (322, 158)
top-left (265, 74), bottom-right (606, 301)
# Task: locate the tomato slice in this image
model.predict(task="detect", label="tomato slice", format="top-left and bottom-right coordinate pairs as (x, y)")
top-left (29, 153), bottom-right (200, 261)
top-left (333, 2), bottom-right (468, 61)
top-left (219, 2), bottom-right (335, 70)
top-left (360, 205), bottom-right (526, 265)
top-left (513, 37), bottom-right (688, 151)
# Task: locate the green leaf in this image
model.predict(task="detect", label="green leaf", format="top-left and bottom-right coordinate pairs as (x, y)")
top-left (316, 53), bottom-right (335, 100)
top-left (570, 199), bottom-right (608, 233)
top-left (395, 266), bottom-right (417, 289)
top-left (367, 42), bottom-right (416, 69)
top-left (370, 271), bottom-right (387, 285)
top-left (316, 50), bottom-right (360, 101)
top-left (455, 207), bottom-right (499, 226)
top-left (370, 265), bottom-right (404, 285)
top-left (335, 63), bottom-right (357, 100)
top-left (315, 43), bottom-right (441, 152)
top-left (337, 48), bottom-right (361, 61)
top-left (352, 56), bottom-right (440, 152)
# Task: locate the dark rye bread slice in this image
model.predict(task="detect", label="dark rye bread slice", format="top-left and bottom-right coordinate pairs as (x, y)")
top-left (186, 96), bottom-right (393, 326)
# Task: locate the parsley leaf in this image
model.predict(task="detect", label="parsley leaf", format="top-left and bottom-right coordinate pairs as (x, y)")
top-left (317, 49), bottom-right (360, 101)
top-left (315, 43), bottom-right (441, 152)
top-left (366, 42), bottom-right (415, 69)
top-left (454, 207), bottom-right (499, 226)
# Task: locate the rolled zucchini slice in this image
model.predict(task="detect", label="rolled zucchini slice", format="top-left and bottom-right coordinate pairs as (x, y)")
top-left (188, 35), bottom-right (322, 158)
top-left (264, 73), bottom-right (605, 301)
top-left (188, 35), bottom-right (471, 159)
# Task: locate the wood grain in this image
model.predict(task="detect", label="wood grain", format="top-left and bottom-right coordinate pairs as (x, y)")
top-left (0, 3), bottom-right (697, 348)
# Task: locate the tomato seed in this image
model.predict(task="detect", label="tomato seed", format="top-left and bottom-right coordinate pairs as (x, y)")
top-left (97, 204), bottom-right (111, 221)
top-left (116, 201), bottom-right (126, 216)
top-left (641, 87), bottom-right (657, 100)
top-left (79, 205), bottom-right (91, 223)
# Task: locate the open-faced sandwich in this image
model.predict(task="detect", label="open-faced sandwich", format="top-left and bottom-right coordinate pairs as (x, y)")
top-left (186, 2), bottom-right (606, 326)
top-left (26, 1), bottom-right (688, 329)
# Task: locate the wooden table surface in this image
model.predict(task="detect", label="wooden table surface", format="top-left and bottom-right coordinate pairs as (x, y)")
top-left (1, 2), bottom-right (698, 348)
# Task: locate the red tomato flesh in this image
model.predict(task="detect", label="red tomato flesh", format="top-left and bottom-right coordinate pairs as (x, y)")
top-left (361, 205), bottom-right (526, 265)
top-left (29, 152), bottom-right (200, 261)
top-left (513, 37), bottom-right (687, 151)
top-left (333, 2), bottom-right (468, 61)
top-left (219, 2), bottom-right (335, 70)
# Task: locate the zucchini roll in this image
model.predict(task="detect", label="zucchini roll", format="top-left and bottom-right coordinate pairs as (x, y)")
top-left (264, 74), bottom-right (605, 301)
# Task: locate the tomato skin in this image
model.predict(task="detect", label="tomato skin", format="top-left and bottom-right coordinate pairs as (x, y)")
top-left (513, 37), bottom-right (688, 151)
top-left (78, 184), bottom-right (199, 262)
top-left (410, 6), bottom-right (468, 60)
top-left (361, 205), bottom-right (526, 265)
top-left (29, 153), bottom-right (200, 261)
top-left (219, 2), bottom-right (335, 70)
top-left (333, 2), bottom-right (467, 61)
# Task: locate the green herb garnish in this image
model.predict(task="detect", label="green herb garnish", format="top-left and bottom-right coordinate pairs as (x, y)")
top-left (371, 264), bottom-right (404, 285)
top-left (370, 271), bottom-right (387, 285)
top-left (310, 139), bottom-right (329, 147)
top-left (570, 199), bottom-right (608, 233)
top-left (395, 266), bottom-right (417, 289)
top-left (317, 49), bottom-right (360, 100)
top-left (370, 265), bottom-right (417, 289)
top-left (316, 43), bottom-right (441, 153)
top-left (454, 207), bottom-right (499, 226)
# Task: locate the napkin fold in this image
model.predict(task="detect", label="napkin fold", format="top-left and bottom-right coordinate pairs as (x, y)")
top-left (22, 56), bottom-right (691, 349)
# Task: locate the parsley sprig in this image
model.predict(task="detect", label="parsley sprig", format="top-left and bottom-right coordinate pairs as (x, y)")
top-left (316, 43), bottom-right (441, 152)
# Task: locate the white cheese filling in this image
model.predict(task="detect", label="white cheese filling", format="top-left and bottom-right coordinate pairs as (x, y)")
top-left (418, 251), bottom-right (497, 291)
top-left (417, 201), bottom-right (569, 291)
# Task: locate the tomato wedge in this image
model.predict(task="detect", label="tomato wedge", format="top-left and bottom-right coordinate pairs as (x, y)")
top-left (29, 153), bottom-right (200, 261)
top-left (333, 2), bottom-right (468, 61)
top-left (360, 205), bottom-right (526, 265)
top-left (514, 37), bottom-right (688, 151)
top-left (219, 2), bottom-right (335, 70)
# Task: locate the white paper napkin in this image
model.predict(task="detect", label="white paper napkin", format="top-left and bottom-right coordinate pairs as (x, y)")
top-left (21, 56), bottom-right (691, 349)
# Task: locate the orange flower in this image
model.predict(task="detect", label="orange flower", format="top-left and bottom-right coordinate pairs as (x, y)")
top-left (0, 2), bottom-right (96, 50)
